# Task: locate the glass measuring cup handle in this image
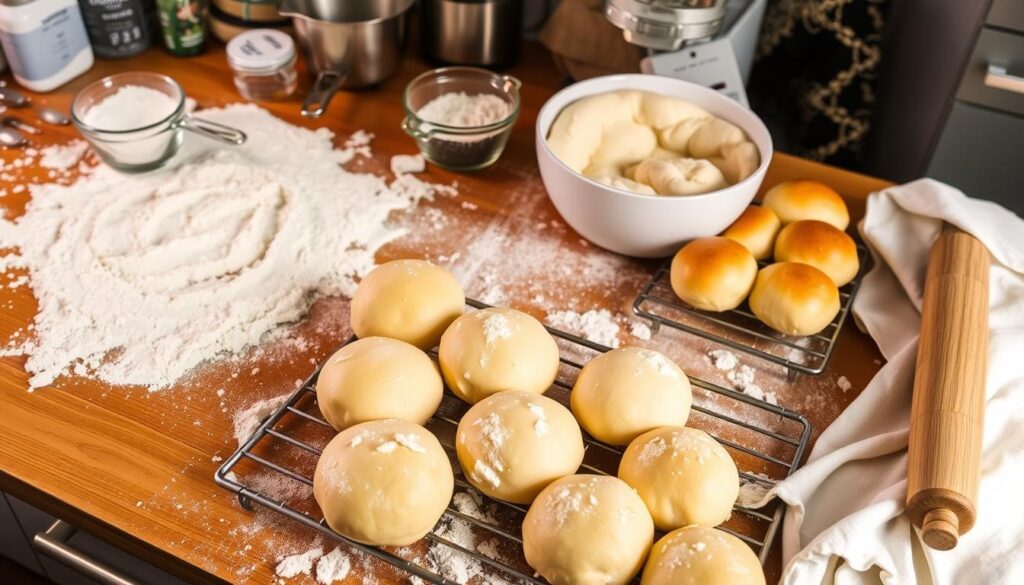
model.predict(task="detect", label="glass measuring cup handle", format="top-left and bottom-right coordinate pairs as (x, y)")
top-left (175, 115), bottom-right (248, 145)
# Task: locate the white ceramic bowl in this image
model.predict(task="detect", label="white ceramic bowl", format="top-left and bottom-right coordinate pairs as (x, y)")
top-left (536, 74), bottom-right (773, 258)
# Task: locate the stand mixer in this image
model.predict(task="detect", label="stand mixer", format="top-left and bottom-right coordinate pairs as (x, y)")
top-left (604, 0), bottom-right (765, 106)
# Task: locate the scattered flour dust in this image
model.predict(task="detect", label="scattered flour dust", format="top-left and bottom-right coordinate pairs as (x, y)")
top-left (705, 349), bottom-right (778, 405)
top-left (0, 104), bottom-right (454, 391)
top-left (315, 548), bottom-right (352, 584)
top-left (545, 309), bottom-right (621, 348)
top-left (275, 547), bottom-right (323, 579)
top-left (232, 392), bottom-right (290, 447)
top-left (837, 375), bottom-right (853, 392)
top-left (390, 153), bottom-right (425, 175)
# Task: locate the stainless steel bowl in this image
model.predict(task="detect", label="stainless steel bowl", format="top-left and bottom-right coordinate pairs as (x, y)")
top-left (280, 0), bottom-right (414, 118)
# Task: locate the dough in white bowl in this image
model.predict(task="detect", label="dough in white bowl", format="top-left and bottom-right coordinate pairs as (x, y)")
top-left (571, 347), bottom-right (692, 446)
top-left (313, 419), bottom-right (454, 546)
top-left (688, 117), bottom-right (747, 158)
top-left (523, 474), bottom-right (654, 585)
top-left (438, 308), bottom-right (560, 404)
top-left (618, 426), bottom-right (739, 530)
top-left (592, 174), bottom-right (657, 195)
top-left (316, 337), bottom-right (443, 431)
top-left (456, 391), bottom-right (584, 504)
top-left (584, 120), bottom-right (657, 174)
top-left (633, 158), bottom-right (728, 196)
top-left (641, 526), bottom-right (765, 585)
top-left (350, 259), bottom-right (465, 350)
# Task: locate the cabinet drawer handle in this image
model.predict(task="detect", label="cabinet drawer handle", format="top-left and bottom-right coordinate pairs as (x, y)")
top-left (984, 64), bottom-right (1024, 95)
top-left (32, 520), bottom-right (141, 585)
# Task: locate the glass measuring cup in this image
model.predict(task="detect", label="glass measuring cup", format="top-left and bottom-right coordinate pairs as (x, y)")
top-left (72, 72), bottom-right (247, 172)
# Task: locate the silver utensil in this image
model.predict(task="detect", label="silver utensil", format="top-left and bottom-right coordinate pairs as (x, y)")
top-left (3, 115), bottom-right (42, 135)
top-left (0, 126), bottom-right (26, 147)
top-left (38, 107), bottom-right (70, 126)
top-left (0, 86), bottom-right (27, 107)
top-left (280, 0), bottom-right (413, 118)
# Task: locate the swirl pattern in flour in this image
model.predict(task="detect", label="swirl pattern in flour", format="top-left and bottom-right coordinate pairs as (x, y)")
top-left (0, 104), bottom-right (452, 391)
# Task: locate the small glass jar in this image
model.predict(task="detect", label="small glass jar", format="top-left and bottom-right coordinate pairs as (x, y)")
top-left (226, 29), bottom-right (298, 101)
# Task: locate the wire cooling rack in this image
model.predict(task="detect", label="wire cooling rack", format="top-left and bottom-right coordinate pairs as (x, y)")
top-left (216, 299), bottom-right (812, 584)
top-left (632, 245), bottom-right (869, 376)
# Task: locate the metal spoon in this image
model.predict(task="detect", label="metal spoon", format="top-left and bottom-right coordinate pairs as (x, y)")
top-left (0, 126), bottom-right (26, 147)
top-left (2, 115), bottom-right (41, 135)
top-left (38, 107), bottom-right (70, 126)
top-left (0, 86), bottom-right (27, 107)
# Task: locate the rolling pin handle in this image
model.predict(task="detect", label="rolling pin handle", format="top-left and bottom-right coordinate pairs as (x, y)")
top-left (921, 508), bottom-right (959, 550)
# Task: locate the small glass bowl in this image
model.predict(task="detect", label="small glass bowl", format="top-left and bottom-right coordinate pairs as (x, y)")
top-left (72, 72), bottom-right (246, 172)
top-left (402, 67), bottom-right (521, 172)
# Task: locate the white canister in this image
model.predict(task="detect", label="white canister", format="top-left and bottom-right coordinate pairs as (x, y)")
top-left (0, 0), bottom-right (93, 92)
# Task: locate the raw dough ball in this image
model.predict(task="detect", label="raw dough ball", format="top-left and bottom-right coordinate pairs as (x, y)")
top-left (641, 526), bottom-right (765, 585)
top-left (633, 158), bottom-right (727, 196)
top-left (670, 237), bottom-right (757, 311)
top-left (316, 337), bottom-right (443, 431)
top-left (774, 219), bottom-right (859, 286)
top-left (592, 174), bottom-right (657, 196)
top-left (313, 419), bottom-right (454, 546)
top-left (762, 180), bottom-right (850, 230)
top-left (523, 475), bottom-right (654, 585)
top-left (722, 205), bottom-right (781, 260)
top-left (688, 117), bottom-right (747, 159)
top-left (571, 347), bottom-right (691, 446)
top-left (709, 141), bottom-right (760, 184)
top-left (749, 262), bottom-right (840, 335)
top-left (456, 391), bottom-right (584, 503)
top-left (618, 426), bottom-right (739, 530)
top-left (438, 308), bottom-right (560, 404)
top-left (350, 259), bottom-right (465, 350)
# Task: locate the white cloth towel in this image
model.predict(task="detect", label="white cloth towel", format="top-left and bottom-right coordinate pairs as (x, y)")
top-left (769, 179), bottom-right (1024, 585)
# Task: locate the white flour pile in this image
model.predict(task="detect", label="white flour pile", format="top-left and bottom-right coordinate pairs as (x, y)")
top-left (545, 308), bottom-right (621, 348)
top-left (706, 349), bottom-right (778, 405)
top-left (0, 104), bottom-right (452, 391)
top-left (416, 92), bottom-right (511, 127)
top-left (81, 85), bottom-right (180, 130)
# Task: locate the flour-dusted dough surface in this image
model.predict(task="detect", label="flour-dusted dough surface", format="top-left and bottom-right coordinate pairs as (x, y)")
top-left (571, 347), bottom-right (692, 446)
top-left (523, 475), bottom-right (654, 585)
top-left (618, 426), bottom-right (739, 530)
top-left (313, 419), bottom-right (453, 546)
top-left (670, 237), bottom-right (758, 312)
top-left (350, 259), bottom-right (465, 350)
top-left (315, 337), bottom-right (443, 431)
top-left (456, 391), bottom-right (584, 503)
top-left (749, 262), bottom-right (840, 336)
top-left (438, 308), bottom-right (560, 404)
top-left (641, 526), bottom-right (765, 585)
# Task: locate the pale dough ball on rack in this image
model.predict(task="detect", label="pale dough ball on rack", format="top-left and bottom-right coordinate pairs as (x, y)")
top-left (773, 219), bottom-right (860, 286)
top-left (618, 426), bottom-right (739, 530)
top-left (350, 259), bottom-right (465, 350)
top-left (316, 337), bottom-right (442, 431)
top-left (641, 526), bottom-right (765, 585)
top-left (456, 391), bottom-right (584, 504)
top-left (749, 262), bottom-right (840, 336)
top-left (438, 307), bottom-right (560, 404)
top-left (571, 347), bottom-right (691, 446)
top-left (523, 474), bottom-right (654, 585)
top-left (722, 205), bottom-right (781, 260)
top-left (670, 237), bottom-right (758, 311)
top-left (761, 179), bottom-right (850, 230)
top-left (313, 419), bottom-right (454, 546)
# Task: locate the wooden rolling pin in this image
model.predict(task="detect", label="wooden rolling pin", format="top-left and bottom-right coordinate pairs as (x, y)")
top-left (906, 226), bottom-right (990, 550)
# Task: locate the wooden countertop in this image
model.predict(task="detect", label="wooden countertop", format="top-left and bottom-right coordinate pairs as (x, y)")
top-left (0, 42), bottom-right (891, 584)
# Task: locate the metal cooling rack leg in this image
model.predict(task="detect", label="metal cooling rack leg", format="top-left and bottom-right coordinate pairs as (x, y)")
top-left (786, 368), bottom-right (799, 382)
top-left (238, 494), bottom-right (253, 511)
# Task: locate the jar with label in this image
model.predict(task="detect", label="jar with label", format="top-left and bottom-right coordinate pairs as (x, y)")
top-left (156, 0), bottom-right (207, 56)
top-left (226, 29), bottom-right (297, 101)
top-left (78, 0), bottom-right (150, 58)
top-left (0, 0), bottom-right (94, 92)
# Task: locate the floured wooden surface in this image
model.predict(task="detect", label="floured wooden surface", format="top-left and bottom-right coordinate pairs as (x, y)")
top-left (0, 46), bottom-right (887, 585)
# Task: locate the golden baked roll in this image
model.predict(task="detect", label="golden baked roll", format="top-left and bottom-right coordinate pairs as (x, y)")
top-left (762, 179), bottom-right (850, 230)
top-left (670, 237), bottom-right (757, 312)
top-left (721, 205), bottom-right (781, 260)
top-left (749, 262), bottom-right (840, 335)
top-left (774, 219), bottom-right (859, 286)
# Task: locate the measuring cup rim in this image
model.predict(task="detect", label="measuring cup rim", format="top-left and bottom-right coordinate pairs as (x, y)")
top-left (403, 67), bottom-right (522, 135)
top-left (279, 0), bottom-right (414, 25)
top-left (71, 72), bottom-right (186, 137)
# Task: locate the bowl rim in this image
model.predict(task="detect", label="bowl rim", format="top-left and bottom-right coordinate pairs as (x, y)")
top-left (535, 74), bottom-right (774, 203)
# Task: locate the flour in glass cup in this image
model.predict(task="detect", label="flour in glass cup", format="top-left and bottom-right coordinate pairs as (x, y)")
top-left (81, 85), bottom-right (181, 130)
